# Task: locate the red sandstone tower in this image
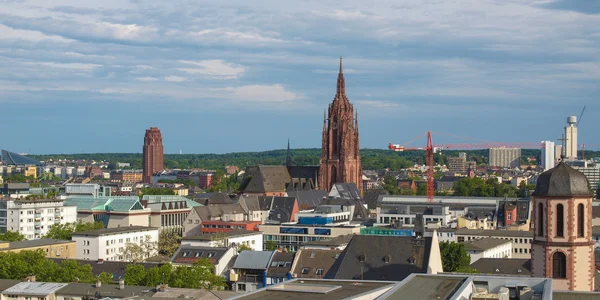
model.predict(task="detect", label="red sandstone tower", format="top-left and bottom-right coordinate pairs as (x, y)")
top-left (319, 58), bottom-right (363, 194)
top-left (143, 127), bottom-right (164, 183)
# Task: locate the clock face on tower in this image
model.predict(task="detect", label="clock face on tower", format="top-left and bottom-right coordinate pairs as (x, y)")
top-left (332, 121), bottom-right (338, 130)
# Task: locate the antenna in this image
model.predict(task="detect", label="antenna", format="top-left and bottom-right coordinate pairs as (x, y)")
top-left (576, 105), bottom-right (586, 127)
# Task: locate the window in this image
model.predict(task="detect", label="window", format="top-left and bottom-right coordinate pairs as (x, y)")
top-left (208, 252), bottom-right (216, 258)
top-left (552, 252), bottom-right (566, 278)
top-left (538, 203), bottom-right (544, 236)
top-left (271, 262), bottom-right (278, 267)
top-left (278, 261), bottom-right (285, 267)
top-left (507, 212), bottom-right (512, 221)
top-left (182, 251), bottom-right (190, 257)
top-left (578, 204), bottom-right (585, 238)
top-left (310, 252), bottom-right (315, 259)
top-left (301, 267), bottom-right (310, 274)
top-left (315, 268), bottom-right (324, 276)
top-left (195, 252), bottom-right (203, 257)
top-left (556, 204), bottom-right (564, 237)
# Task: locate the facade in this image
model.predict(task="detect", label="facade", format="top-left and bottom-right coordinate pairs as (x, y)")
top-left (65, 183), bottom-right (110, 198)
top-left (455, 228), bottom-right (533, 259)
top-left (198, 173), bottom-right (214, 189)
top-left (72, 226), bottom-right (159, 262)
top-left (64, 196), bottom-right (150, 228)
top-left (319, 58), bottom-right (362, 195)
top-left (0, 199), bottom-right (77, 239)
top-left (569, 163), bottom-right (600, 198)
top-left (110, 170), bottom-right (143, 183)
top-left (182, 231), bottom-right (263, 251)
top-left (541, 141), bottom-right (556, 171)
top-left (489, 147), bottom-right (521, 168)
top-left (141, 195), bottom-right (201, 234)
top-left (170, 246), bottom-right (235, 276)
top-left (531, 162), bottom-right (594, 291)
top-left (259, 223), bottom-right (363, 252)
top-left (463, 238), bottom-right (512, 264)
top-left (447, 156), bottom-right (468, 174)
top-left (0, 239), bottom-right (76, 258)
top-left (142, 127), bottom-right (164, 184)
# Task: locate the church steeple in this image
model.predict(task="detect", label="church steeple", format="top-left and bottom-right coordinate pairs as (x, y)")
top-left (285, 139), bottom-right (293, 166)
top-left (336, 56), bottom-right (345, 98)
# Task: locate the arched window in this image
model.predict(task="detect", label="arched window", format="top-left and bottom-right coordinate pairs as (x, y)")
top-left (556, 204), bottom-right (564, 237)
top-left (552, 252), bottom-right (567, 278)
top-left (578, 204), bottom-right (585, 237)
top-left (538, 203), bottom-right (544, 236)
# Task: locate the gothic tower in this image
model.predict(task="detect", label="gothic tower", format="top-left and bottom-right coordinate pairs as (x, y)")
top-left (531, 159), bottom-right (594, 291)
top-left (319, 58), bottom-right (362, 194)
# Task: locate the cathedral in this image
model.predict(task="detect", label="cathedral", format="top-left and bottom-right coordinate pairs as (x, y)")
top-left (319, 58), bottom-right (363, 194)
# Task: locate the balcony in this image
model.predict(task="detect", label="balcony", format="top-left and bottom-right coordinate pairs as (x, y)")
top-left (34, 213), bottom-right (41, 218)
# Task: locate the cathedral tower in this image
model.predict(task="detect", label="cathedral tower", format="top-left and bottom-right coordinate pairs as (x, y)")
top-left (531, 159), bottom-right (594, 291)
top-left (319, 58), bottom-right (362, 194)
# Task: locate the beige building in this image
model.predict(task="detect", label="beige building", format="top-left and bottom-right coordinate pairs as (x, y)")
top-left (531, 162), bottom-right (595, 291)
top-left (455, 228), bottom-right (533, 259)
top-left (0, 239), bottom-right (76, 259)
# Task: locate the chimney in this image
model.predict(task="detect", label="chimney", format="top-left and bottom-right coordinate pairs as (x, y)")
top-left (25, 276), bottom-right (36, 282)
top-left (157, 284), bottom-right (168, 292)
top-left (96, 280), bottom-right (101, 288)
top-left (74, 277), bottom-right (79, 283)
top-left (119, 280), bottom-right (125, 290)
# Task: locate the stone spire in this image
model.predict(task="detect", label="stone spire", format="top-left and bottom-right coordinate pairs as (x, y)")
top-left (285, 139), bottom-right (293, 166)
top-left (336, 56), bottom-right (345, 98)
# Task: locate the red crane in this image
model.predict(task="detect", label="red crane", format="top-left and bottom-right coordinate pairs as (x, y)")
top-left (388, 131), bottom-right (545, 202)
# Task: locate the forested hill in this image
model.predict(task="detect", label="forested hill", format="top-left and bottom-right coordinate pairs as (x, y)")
top-left (24, 148), bottom-right (584, 172)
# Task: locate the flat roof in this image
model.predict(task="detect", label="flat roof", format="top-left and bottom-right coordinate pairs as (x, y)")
top-left (454, 228), bottom-right (534, 238)
top-left (182, 230), bottom-right (261, 241)
top-left (3, 282), bottom-right (68, 296)
top-left (553, 291), bottom-right (600, 300)
top-left (464, 238), bottom-right (511, 251)
top-left (229, 279), bottom-right (396, 300)
top-left (5, 239), bottom-right (73, 250)
top-left (56, 282), bottom-right (154, 298)
top-left (73, 226), bottom-right (158, 237)
top-left (382, 275), bottom-right (466, 300)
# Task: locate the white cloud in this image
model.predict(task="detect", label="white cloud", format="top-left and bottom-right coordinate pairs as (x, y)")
top-left (218, 84), bottom-right (302, 102)
top-left (22, 61), bottom-right (101, 71)
top-left (136, 77), bottom-right (159, 81)
top-left (164, 76), bottom-right (187, 82)
top-left (354, 100), bottom-right (401, 109)
top-left (0, 24), bottom-right (73, 43)
top-left (178, 60), bottom-right (246, 79)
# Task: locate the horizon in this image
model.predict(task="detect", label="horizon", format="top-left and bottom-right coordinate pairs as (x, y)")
top-left (1, 1), bottom-right (598, 154)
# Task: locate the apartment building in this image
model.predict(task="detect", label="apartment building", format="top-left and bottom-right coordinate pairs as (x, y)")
top-left (0, 199), bottom-right (77, 239)
top-left (72, 226), bottom-right (159, 262)
top-left (455, 228), bottom-right (533, 259)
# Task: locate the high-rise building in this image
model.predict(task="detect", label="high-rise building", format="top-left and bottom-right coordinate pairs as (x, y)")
top-left (489, 147), bottom-right (521, 168)
top-left (541, 141), bottom-right (555, 171)
top-left (565, 116), bottom-right (578, 159)
top-left (555, 145), bottom-right (563, 161)
top-left (142, 127), bottom-right (164, 183)
top-left (532, 162), bottom-right (594, 291)
top-left (447, 156), bottom-right (467, 174)
top-left (319, 58), bottom-right (362, 194)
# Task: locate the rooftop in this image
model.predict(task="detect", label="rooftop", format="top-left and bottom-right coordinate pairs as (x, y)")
top-left (304, 234), bottom-right (356, 247)
top-left (56, 282), bottom-right (154, 299)
top-left (182, 230), bottom-right (261, 241)
top-left (1, 150), bottom-right (42, 166)
top-left (463, 238), bottom-right (511, 251)
top-left (72, 226), bottom-right (158, 237)
top-left (229, 279), bottom-right (396, 300)
top-left (233, 250), bottom-right (275, 270)
top-left (380, 274), bottom-right (466, 300)
top-left (454, 228), bottom-right (534, 238)
top-left (534, 162), bottom-right (592, 197)
top-left (470, 258), bottom-right (531, 276)
top-left (2, 239), bottom-right (73, 250)
top-left (3, 282), bottom-right (68, 296)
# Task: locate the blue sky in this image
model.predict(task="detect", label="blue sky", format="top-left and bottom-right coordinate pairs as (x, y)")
top-left (0, 0), bottom-right (598, 154)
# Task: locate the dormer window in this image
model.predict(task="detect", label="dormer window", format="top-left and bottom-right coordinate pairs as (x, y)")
top-left (383, 255), bottom-right (391, 263)
top-left (407, 256), bottom-right (416, 265)
top-left (358, 253), bottom-right (366, 262)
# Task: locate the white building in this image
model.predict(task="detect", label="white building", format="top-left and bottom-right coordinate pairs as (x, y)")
top-left (72, 226), bottom-right (159, 261)
top-left (565, 115), bottom-right (578, 159)
top-left (0, 199), bottom-right (77, 240)
top-left (463, 238), bottom-right (512, 264)
top-left (489, 148), bottom-right (521, 168)
top-left (65, 184), bottom-right (110, 198)
top-left (541, 141), bottom-right (555, 171)
top-left (181, 231), bottom-right (263, 251)
top-left (455, 228), bottom-right (533, 259)
top-left (259, 223), bottom-right (363, 252)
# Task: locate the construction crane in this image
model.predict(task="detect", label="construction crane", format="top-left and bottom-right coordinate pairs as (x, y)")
top-left (577, 105), bottom-right (586, 159)
top-left (389, 131), bottom-right (544, 202)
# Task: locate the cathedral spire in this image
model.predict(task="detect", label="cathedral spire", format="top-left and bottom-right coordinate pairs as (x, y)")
top-left (285, 139), bottom-right (293, 166)
top-left (336, 56), bottom-right (345, 97)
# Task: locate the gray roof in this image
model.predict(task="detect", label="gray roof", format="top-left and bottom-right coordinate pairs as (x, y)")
top-left (233, 251), bottom-right (275, 270)
top-left (325, 235), bottom-right (434, 281)
top-left (49, 259), bottom-right (159, 279)
top-left (243, 165), bottom-right (291, 193)
top-left (171, 246), bottom-right (230, 265)
top-left (286, 190), bottom-right (327, 209)
top-left (463, 238), bottom-right (511, 251)
top-left (454, 228), bottom-right (534, 238)
top-left (363, 189), bottom-right (389, 210)
top-left (182, 230), bottom-right (261, 242)
top-left (4, 282), bottom-right (68, 296)
top-left (1, 150), bottom-right (42, 166)
top-left (534, 162), bottom-right (591, 197)
top-left (470, 258), bottom-right (531, 276)
top-left (5, 239), bottom-right (72, 249)
top-left (268, 197), bottom-right (298, 223)
top-left (73, 226), bottom-right (158, 237)
top-left (0, 280), bottom-right (21, 291)
top-left (330, 183), bottom-right (361, 200)
top-left (56, 283), bottom-right (155, 299)
top-left (267, 252), bottom-right (295, 277)
top-left (305, 234), bottom-right (355, 247)
top-left (291, 249), bottom-right (342, 279)
top-left (381, 274), bottom-right (465, 300)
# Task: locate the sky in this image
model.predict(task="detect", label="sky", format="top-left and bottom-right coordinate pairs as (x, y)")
top-left (0, 0), bottom-right (598, 154)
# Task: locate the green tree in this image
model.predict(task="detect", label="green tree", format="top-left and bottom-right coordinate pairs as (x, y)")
top-left (237, 244), bottom-right (252, 253)
top-left (98, 272), bottom-right (114, 284)
top-left (416, 183), bottom-right (427, 196)
top-left (44, 220), bottom-right (104, 240)
top-left (383, 175), bottom-right (398, 195)
top-left (124, 264), bottom-right (146, 286)
top-left (439, 241), bottom-right (471, 272)
top-left (140, 188), bottom-right (175, 198)
top-left (158, 230), bottom-right (181, 257)
top-left (265, 241), bottom-right (278, 251)
top-left (0, 231), bottom-right (26, 242)
top-left (169, 259), bottom-right (225, 289)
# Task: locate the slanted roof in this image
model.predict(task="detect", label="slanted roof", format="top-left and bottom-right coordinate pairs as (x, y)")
top-left (470, 258), bottom-right (531, 276)
top-left (233, 251), bottom-right (275, 270)
top-left (243, 165), bottom-right (291, 193)
top-left (64, 196), bottom-right (144, 213)
top-left (142, 195), bottom-right (202, 208)
top-left (171, 246), bottom-right (230, 265)
top-left (7, 239), bottom-right (72, 250)
top-left (182, 230), bottom-right (261, 242)
top-left (329, 183), bottom-right (361, 200)
top-left (463, 238), bottom-right (511, 252)
top-left (1, 150), bottom-right (42, 166)
top-left (292, 249), bottom-right (342, 279)
top-left (534, 162), bottom-right (591, 197)
top-left (267, 252), bottom-right (295, 278)
top-left (0, 280), bottom-right (21, 291)
top-left (454, 228), bottom-right (534, 238)
top-left (325, 235), bottom-right (433, 281)
top-left (363, 189), bottom-right (389, 210)
top-left (56, 282), bottom-right (155, 299)
top-left (73, 226), bottom-right (158, 237)
top-left (305, 234), bottom-right (355, 248)
top-left (269, 197), bottom-right (297, 223)
top-left (4, 282), bottom-right (68, 296)
top-left (49, 259), bottom-right (158, 279)
top-left (287, 190), bottom-right (327, 209)
top-left (381, 274), bottom-right (466, 300)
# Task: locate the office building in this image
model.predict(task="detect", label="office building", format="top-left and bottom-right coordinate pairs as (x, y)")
top-left (489, 147), bottom-right (521, 168)
top-left (0, 199), bottom-right (77, 239)
top-left (564, 116), bottom-right (578, 159)
top-left (447, 155), bottom-right (468, 174)
top-left (541, 141), bottom-right (555, 171)
top-left (142, 127), bottom-right (164, 184)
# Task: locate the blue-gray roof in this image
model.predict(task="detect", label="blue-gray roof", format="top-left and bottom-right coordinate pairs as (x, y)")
top-left (1, 150), bottom-right (42, 166)
top-left (233, 251), bottom-right (275, 270)
top-left (64, 197), bottom-right (144, 212)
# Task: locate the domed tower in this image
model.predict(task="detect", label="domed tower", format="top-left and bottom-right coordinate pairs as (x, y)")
top-left (531, 159), bottom-right (594, 291)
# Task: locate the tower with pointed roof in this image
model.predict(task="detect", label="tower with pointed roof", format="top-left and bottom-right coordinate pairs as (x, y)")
top-left (285, 139), bottom-right (293, 166)
top-left (319, 58), bottom-right (363, 194)
top-left (531, 158), bottom-right (594, 291)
